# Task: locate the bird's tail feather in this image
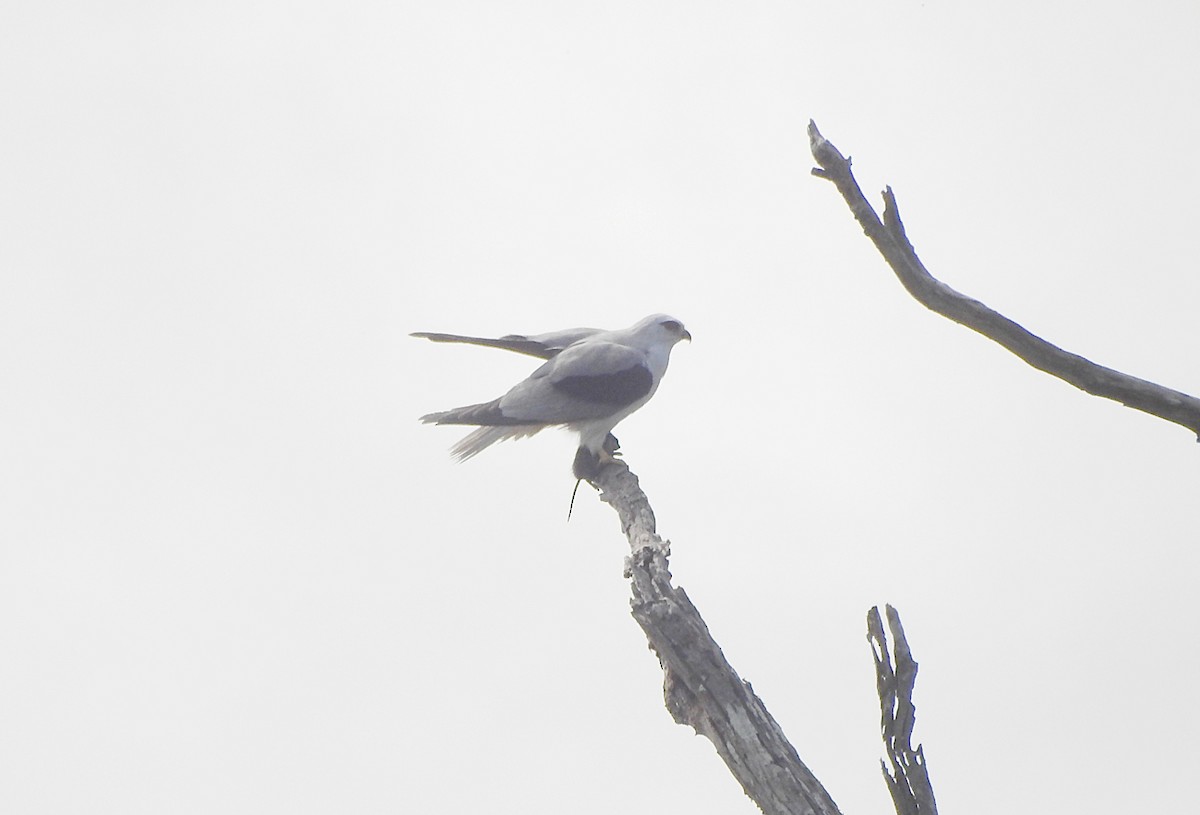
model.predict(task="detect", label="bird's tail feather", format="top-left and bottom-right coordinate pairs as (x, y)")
top-left (419, 399), bottom-right (547, 461)
top-left (448, 425), bottom-right (546, 461)
top-left (420, 398), bottom-right (520, 426)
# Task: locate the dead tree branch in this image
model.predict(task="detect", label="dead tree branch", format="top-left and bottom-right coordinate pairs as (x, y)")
top-left (593, 459), bottom-right (843, 815)
top-left (868, 605), bottom-right (938, 815)
top-left (807, 120), bottom-right (1200, 439)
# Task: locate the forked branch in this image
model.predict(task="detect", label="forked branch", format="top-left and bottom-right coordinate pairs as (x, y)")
top-left (807, 120), bottom-right (1200, 438)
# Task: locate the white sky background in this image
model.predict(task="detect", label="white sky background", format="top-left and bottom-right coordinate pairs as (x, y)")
top-left (2, 1), bottom-right (1198, 813)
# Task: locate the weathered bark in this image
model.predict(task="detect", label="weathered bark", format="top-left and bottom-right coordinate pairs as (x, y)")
top-left (807, 120), bottom-right (1200, 438)
top-left (868, 605), bottom-right (938, 815)
top-left (593, 460), bottom-right (843, 815)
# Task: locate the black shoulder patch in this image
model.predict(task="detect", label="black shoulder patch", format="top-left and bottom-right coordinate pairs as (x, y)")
top-left (552, 365), bottom-right (653, 406)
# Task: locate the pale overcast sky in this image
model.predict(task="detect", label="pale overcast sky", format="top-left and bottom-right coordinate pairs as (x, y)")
top-left (3, 2), bottom-right (1199, 814)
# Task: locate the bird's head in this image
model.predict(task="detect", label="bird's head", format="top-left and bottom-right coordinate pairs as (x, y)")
top-left (634, 314), bottom-right (692, 346)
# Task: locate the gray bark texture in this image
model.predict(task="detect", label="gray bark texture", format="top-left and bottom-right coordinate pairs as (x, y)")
top-left (593, 460), bottom-right (843, 815)
top-left (868, 605), bottom-right (938, 815)
top-left (807, 120), bottom-right (1200, 438)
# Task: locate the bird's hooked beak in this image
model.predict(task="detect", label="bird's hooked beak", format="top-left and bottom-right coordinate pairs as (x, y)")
top-left (682, 328), bottom-right (692, 342)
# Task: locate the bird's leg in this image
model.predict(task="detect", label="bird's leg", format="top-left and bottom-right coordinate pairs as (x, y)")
top-left (575, 436), bottom-right (626, 481)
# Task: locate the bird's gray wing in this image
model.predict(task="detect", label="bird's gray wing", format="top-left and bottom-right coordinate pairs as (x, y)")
top-left (409, 332), bottom-right (557, 359)
top-left (498, 341), bottom-right (653, 422)
top-left (410, 327), bottom-right (604, 359)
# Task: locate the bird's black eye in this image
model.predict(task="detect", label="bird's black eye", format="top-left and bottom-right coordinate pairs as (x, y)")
top-left (661, 320), bottom-right (682, 332)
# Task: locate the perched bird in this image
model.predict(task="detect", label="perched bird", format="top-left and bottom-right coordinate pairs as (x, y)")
top-left (414, 314), bottom-right (690, 479)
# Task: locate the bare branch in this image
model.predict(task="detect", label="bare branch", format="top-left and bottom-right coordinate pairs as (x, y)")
top-left (867, 605), bottom-right (938, 815)
top-left (593, 460), bottom-right (843, 815)
top-left (808, 120), bottom-right (1200, 439)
